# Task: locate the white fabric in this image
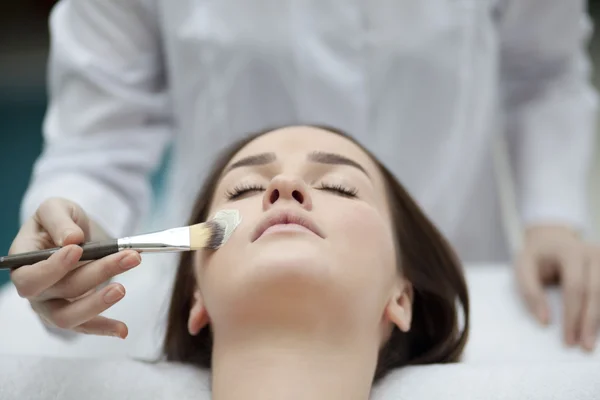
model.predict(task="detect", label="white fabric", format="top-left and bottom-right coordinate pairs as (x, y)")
top-left (20, 0), bottom-right (598, 263)
top-left (1, 264), bottom-right (599, 397)
top-left (0, 355), bottom-right (598, 400)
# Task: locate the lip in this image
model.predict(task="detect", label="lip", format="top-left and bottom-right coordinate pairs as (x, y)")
top-left (251, 209), bottom-right (325, 242)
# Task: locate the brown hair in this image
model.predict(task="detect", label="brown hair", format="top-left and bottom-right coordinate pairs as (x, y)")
top-left (163, 125), bottom-right (469, 382)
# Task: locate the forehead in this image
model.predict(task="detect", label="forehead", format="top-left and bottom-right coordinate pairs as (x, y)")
top-left (229, 126), bottom-right (381, 176)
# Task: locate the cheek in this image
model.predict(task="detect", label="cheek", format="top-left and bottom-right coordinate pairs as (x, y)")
top-left (326, 202), bottom-right (398, 289)
top-left (194, 240), bottom-right (245, 316)
top-left (193, 202), bottom-right (258, 301)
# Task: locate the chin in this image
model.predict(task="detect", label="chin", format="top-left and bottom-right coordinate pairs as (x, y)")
top-left (251, 233), bottom-right (325, 261)
top-left (248, 248), bottom-right (332, 288)
top-left (210, 265), bottom-right (352, 338)
top-left (209, 246), bottom-right (336, 322)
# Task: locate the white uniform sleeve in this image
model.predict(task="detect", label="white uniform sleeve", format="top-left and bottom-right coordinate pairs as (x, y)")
top-left (21, 0), bottom-right (172, 238)
top-left (498, 0), bottom-right (598, 234)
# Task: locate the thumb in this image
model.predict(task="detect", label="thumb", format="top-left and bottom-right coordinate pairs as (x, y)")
top-left (515, 251), bottom-right (550, 325)
top-left (35, 198), bottom-right (90, 247)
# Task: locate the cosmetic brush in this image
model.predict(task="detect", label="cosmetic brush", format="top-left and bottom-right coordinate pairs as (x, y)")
top-left (0, 209), bottom-right (241, 270)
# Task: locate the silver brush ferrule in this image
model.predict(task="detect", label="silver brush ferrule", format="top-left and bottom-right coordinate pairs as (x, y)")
top-left (117, 227), bottom-right (191, 253)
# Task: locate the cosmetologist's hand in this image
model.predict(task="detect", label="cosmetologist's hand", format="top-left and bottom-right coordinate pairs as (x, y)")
top-left (8, 197), bottom-right (141, 338)
top-left (515, 224), bottom-right (599, 352)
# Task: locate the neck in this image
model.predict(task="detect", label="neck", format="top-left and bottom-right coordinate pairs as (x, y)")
top-left (210, 331), bottom-right (378, 400)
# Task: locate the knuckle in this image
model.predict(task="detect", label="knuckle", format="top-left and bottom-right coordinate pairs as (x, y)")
top-left (43, 259), bottom-right (74, 283)
top-left (52, 319), bottom-right (69, 330)
top-left (49, 311), bottom-right (71, 330)
top-left (9, 270), bottom-right (23, 287)
top-left (29, 301), bottom-right (40, 313)
top-left (48, 280), bottom-right (70, 298)
top-left (8, 234), bottom-right (27, 256)
top-left (61, 260), bottom-right (76, 274)
top-left (11, 276), bottom-right (39, 299)
top-left (39, 197), bottom-right (62, 214)
top-left (48, 197), bottom-right (69, 208)
top-left (55, 277), bottom-right (86, 299)
top-left (70, 203), bottom-right (87, 225)
top-left (58, 255), bottom-right (79, 273)
top-left (73, 325), bottom-right (91, 335)
top-left (15, 285), bottom-right (36, 299)
top-left (30, 302), bottom-right (50, 321)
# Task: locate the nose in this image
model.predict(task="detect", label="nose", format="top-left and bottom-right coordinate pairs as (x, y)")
top-left (262, 175), bottom-right (313, 211)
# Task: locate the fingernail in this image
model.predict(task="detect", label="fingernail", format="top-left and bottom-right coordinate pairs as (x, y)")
top-left (119, 253), bottom-right (140, 270)
top-left (103, 286), bottom-right (125, 304)
top-left (538, 307), bottom-right (549, 325)
top-left (61, 230), bottom-right (76, 245)
top-left (584, 334), bottom-right (596, 351)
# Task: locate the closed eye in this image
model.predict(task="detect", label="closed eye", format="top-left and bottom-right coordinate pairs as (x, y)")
top-left (226, 182), bottom-right (358, 201)
top-left (316, 183), bottom-right (358, 198)
top-left (226, 183), bottom-right (265, 200)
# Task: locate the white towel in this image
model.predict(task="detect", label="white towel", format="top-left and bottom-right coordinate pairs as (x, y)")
top-left (0, 263), bottom-right (599, 399)
top-left (371, 361), bottom-right (600, 400)
top-left (0, 355), bottom-right (598, 400)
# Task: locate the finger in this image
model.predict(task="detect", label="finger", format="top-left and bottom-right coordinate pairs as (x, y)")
top-left (35, 198), bottom-right (90, 246)
top-left (580, 259), bottom-right (600, 351)
top-left (71, 287), bottom-right (98, 301)
top-left (515, 251), bottom-right (550, 324)
top-left (561, 251), bottom-right (586, 346)
top-left (49, 250), bottom-right (141, 299)
top-left (8, 219), bottom-right (50, 254)
top-left (10, 245), bottom-right (83, 299)
top-left (73, 316), bottom-right (128, 339)
top-left (41, 283), bottom-right (126, 330)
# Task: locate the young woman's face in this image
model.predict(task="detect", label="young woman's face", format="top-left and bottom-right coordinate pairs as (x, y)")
top-left (194, 126), bottom-right (411, 337)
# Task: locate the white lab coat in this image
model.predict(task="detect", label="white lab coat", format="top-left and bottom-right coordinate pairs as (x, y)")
top-left (21, 0), bottom-right (597, 263)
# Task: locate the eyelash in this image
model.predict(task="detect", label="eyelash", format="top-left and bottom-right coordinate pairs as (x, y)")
top-left (225, 183), bottom-right (358, 200)
top-left (225, 184), bottom-right (264, 200)
top-left (318, 183), bottom-right (358, 198)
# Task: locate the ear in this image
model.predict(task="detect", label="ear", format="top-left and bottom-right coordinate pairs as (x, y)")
top-left (384, 281), bottom-right (413, 332)
top-left (188, 289), bottom-right (209, 336)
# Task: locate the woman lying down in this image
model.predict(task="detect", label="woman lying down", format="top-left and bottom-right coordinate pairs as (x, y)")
top-left (162, 125), bottom-right (470, 399)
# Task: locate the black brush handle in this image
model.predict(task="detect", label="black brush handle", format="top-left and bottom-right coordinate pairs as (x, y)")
top-left (0, 239), bottom-right (119, 270)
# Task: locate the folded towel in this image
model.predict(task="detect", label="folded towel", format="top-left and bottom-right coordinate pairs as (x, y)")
top-left (371, 361), bottom-right (600, 400)
top-left (0, 355), bottom-right (598, 400)
top-left (0, 263), bottom-right (599, 399)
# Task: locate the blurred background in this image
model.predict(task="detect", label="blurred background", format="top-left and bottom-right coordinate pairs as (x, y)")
top-left (1, 1), bottom-right (600, 286)
top-left (0, 1), bottom-right (171, 285)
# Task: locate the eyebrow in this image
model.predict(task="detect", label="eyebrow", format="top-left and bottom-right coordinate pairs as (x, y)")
top-left (226, 152), bottom-right (276, 172)
top-left (225, 151), bottom-right (369, 177)
top-left (307, 151), bottom-right (369, 177)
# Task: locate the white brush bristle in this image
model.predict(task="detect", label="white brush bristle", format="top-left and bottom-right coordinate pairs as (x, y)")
top-left (210, 209), bottom-right (242, 245)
